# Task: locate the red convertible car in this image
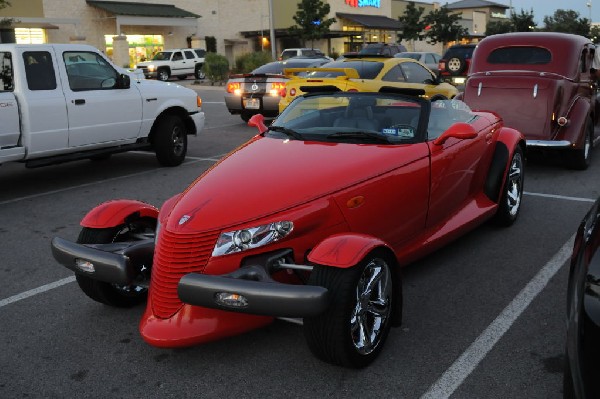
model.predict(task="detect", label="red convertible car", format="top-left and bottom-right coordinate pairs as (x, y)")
top-left (51, 92), bottom-right (525, 368)
top-left (461, 32), bottom-right (600, 169)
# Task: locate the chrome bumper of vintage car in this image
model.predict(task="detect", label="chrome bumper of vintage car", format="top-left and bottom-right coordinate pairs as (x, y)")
top-left (178, 253), bottom-right (329, 318)
top-left (525, 139), bottom-right (572, 148)
top-left (51, 237), bottom-right (154, 286)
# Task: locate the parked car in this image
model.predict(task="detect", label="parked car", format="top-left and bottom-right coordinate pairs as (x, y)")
top-left (51, 92), bottom-right (525, 368)
top-left (396, 51), bottom-right (441, 75)
top-left (225, 56), bottom-right (330, 121)
top-left (564, 196), bottom-right (600, 398)
top-left (460, 32), bottom-right (600, 169)
top-left (438, 44), bottom-right (476, 87)
top-left (279, 48), bottom-right (328, 60)
top-left (135, 48), bottom-right (204, 81)
top-left (279, 55), bottom-right (458, 112)
top-left (359, 43), bottom-right (407, 56)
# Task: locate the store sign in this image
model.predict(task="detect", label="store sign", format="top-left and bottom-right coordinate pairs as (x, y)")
top-left (345, 0), bottom-right (381, 8)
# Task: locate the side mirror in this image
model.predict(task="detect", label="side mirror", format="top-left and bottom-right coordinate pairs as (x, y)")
top-left (433, 122), bottom-right (477, 145)
top-left (116, 73), bottom-right (130, 89)
top-left (248, 114), bottom-right (268, 133)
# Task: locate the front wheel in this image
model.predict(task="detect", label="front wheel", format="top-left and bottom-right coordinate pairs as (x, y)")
top-left (153, 115), bottom-right (187, 166)
top-left (75, 222), bottom-right (154, 307)
top-left (157, 68), bottom-right (170, 81)
top-left (494, 146), bottom-right (524, 226)
top-left (303, 250), bottom-right (395, 368)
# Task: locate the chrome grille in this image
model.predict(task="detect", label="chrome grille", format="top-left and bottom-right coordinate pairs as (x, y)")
top-left (151, 228), bottom-right (219, 318)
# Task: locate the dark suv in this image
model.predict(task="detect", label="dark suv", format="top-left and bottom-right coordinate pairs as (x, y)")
top-left (359, 43), bottom-right (407, 57)
top-left (438, 44), bottom-right (476, 87)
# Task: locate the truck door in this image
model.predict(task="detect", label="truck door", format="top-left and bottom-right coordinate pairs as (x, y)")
top-left (60, 50), bottom-right (142, 147)
top-left (170, 51), bottom-right (188, 76)
top-left (0, 51), bottom-right (20, 149)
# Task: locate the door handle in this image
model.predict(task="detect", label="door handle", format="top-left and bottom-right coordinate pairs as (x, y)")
top-left (73, 99), bottom-right (85, 105)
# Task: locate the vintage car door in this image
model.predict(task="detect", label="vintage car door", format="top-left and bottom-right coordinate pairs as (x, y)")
top-left (59, 50), bottom-right (143, 147)
top-left (425, 107), bottom-right (496, 229)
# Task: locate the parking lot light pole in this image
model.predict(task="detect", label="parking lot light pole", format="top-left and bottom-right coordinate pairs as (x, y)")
top-left (269, 0), bottom-right (276, 60)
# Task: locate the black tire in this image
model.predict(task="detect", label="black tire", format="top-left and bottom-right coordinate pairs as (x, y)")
top-left (494, 146), bottom-right (524, 226)
top-left (157, 68), bottom-right (170, 81)
top-left (153, 115), bottom-right (187, 166)
top-left (303, 250), bottom-right (395, 368)
top-left (569, 118), bottom-right (593, 170)
top-left (241, 111), bottom-right (254, 123)
top-left (446, 56), bottom-right (466, 75)
top-left (195, 65), bottom-right (205, 80)
top-left (75, 223), bottom-right (153, 307)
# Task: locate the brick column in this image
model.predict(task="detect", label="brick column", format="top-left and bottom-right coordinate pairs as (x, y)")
top-left (112, 35), bottom-right (130, 68)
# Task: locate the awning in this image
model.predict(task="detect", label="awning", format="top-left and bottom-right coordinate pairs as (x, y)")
top-left (86, 0), bottom-right (199, 18)
top-left (336, 13), bottom-right (403, 30)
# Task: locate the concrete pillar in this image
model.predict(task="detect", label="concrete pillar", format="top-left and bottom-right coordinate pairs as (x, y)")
top-left (112, 35), bottom-right (130, 68)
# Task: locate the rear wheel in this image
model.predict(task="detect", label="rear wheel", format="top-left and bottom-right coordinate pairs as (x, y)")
top-left (154, 115), bottom-right (187, 166)
top-left (494, 146), bottom-right (524, 226)
top-left (569, 118), bottom-right (593, 170)
top-left (195, 65), bottom-right (205, 80)
top-left (75, 221), bottom-right (154, 307)
top-left (303, 250), bottom-right (395, 368)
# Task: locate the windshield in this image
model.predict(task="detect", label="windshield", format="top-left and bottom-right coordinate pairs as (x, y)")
top-left (397, 53), bottom-right (420, 60)
top-left (152, 52), bottom-right (172, 61)
top-left (270, 93), bottom-right (429, 144)
top-left (304, 61), bottom-right (384, 79)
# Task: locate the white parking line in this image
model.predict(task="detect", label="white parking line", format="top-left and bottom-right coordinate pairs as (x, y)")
top-left (420, 234), bottom-right (575, 399)
top-left (524, 191), bottom-right (596, 203)
top-left (0, 276), bottom-right (75, 308)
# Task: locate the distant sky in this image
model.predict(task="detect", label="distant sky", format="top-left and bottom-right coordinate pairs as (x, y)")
top-left (448, 1), bottom-right (596, 25)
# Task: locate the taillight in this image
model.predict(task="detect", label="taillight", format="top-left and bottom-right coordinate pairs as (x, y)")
top-left (227, 82), bottom-right (241, 95)
top-left (347, 88), bottom-right (358, 92)
top-left (290, 88), bottom-right (296, 96)
top-left (281, 88), bottom-right (287, 98)
top-left (270, 82), bottom-right (286, 96)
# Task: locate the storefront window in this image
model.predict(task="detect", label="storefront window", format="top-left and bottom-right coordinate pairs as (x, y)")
top-left (104, 34), bottom-right (164, 67)
top-left (15, 28), bottom-right (45, 44)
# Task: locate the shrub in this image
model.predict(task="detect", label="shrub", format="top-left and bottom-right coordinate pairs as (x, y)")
top-left (203, 52), bottom-right (229, 85)
top-left (234, 51), bottom-right (273, 73)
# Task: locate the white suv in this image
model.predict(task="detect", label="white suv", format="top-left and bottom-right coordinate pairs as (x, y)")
top-left (279, 48), bottom-right (328, 60)
top-left (136, 48), bottom-right (204, 81)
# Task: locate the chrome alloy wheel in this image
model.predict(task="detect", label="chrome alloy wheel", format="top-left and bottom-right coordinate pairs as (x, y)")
top-left (171, 125), bottom-right (185, 157)
top-left (506, 151), bottom-right (523, 217)
top-left (350, 258), bottom-right (392, 355)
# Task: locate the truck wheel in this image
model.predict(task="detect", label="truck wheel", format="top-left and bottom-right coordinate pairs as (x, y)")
top-left (493, 146), bottom-right (524, 226)
top-left (569, 118), bottom-right (593, 170)
top-left (75, 222), bottom-right (154, 307)
top-left (154, 115), bottom-right (187, 166)
top-left (303, 250), bottom-right (394, 368)
top-left (195, 65), bottom-right (205, 80)
top-left (157, 68), bottom-right (170, 81)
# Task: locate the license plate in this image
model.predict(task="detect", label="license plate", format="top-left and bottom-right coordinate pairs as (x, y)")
top-left (244, 98), bottom-right (260, 109)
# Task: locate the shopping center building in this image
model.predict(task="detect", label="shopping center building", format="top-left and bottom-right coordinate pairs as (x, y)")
top-left (0, 0), bottom-right (509, 68)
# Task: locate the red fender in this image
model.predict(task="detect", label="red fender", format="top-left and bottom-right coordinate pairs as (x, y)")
top-left (81, 199), bottom-right (159, 229)
top-left (555, 97), bottom-right (591, 149)
top-left (496, 126), bottom-right (525, 155)
top-left (307, 233), bottom-right (392, 269)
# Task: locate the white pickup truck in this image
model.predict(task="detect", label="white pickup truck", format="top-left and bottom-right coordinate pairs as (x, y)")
top-left (136, 48), bottom-right (205, 81)
top-left (0, 43), bottom-right (205, 168)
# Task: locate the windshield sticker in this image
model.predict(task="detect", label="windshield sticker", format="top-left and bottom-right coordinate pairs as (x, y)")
top-left (382, 128), bottom-right (414, 138)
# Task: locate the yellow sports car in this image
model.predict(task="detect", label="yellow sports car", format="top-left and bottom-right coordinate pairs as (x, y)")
top-left (279, 55), bottom-right (458, 112)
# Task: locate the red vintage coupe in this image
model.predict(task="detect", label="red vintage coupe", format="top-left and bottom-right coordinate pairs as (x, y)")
top-left (461, 32), bottom-right (600, 169)
top-left (52, 91), bottom-right (525, 368)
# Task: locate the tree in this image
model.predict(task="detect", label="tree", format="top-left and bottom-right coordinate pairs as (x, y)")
top-left (288, 0), bottom-right (336, 47)
top-left (542, 9), bottom-right (589, 36)
top-left (0, 0), bottom-right (13, 27)
top-left (423, 6), bottom-right (468, 48)
top-left (398, 2), bottom-right (426, 47)
top-left (590, 25), bottom-right (600, 42)
top-left (511, 9), bottom-right (536, 32)
top-left (485, 20), bottom-right (512, 36)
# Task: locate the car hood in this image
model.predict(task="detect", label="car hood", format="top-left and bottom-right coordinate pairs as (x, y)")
top-left (165, 136), bottom-right (429, 232)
